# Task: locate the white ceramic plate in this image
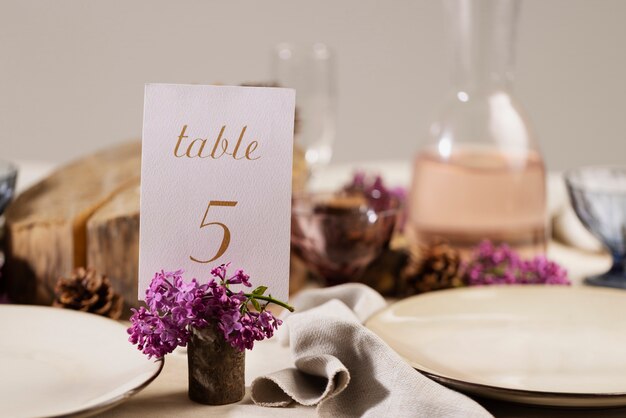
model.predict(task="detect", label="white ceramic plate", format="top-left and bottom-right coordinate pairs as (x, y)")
top-left (0, 305), bottom-right (163, 417)
top-left (366, 286), bottom-right (626, 408)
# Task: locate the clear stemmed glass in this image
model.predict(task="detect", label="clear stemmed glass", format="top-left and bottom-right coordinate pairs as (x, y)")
top-left (272, 42), bottom-right (337, 176)
top-left (566, 166), bottom-right (626, 289)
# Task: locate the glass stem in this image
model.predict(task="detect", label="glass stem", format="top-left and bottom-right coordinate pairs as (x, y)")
top-left (609, 252), bottom-right (626, 274)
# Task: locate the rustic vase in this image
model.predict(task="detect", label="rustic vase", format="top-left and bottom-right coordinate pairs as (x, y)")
top-left (187, 325), bottom-right (245, 405)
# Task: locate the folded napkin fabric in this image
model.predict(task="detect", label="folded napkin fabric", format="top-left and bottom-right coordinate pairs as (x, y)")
top-left (251, 283), bottom-right (492, 417)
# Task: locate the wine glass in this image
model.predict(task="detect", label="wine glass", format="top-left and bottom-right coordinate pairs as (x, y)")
top-left (272, 42), bottom-right (337, 175)
top-left (565, 166), bottom-right (626, 289)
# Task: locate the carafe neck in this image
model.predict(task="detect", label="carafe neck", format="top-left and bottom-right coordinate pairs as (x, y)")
top-left (445, 0), bottom-right (519, 95)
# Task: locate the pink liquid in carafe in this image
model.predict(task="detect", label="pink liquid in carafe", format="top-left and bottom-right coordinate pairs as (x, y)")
top-left (408, 146), bottom-right (547, 258)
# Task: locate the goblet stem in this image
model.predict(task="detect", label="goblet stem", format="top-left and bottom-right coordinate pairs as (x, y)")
top-left (609, 252), bottom-right (626, 274)
top-left (585, 252), bottom-right (626, 289)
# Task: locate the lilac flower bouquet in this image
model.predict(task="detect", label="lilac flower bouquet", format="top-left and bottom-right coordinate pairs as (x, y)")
top-left (128, 263), bottom-right (293, 359)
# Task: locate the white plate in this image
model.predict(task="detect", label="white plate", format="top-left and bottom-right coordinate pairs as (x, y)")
top-left (366, 286), bottom-right (626, 408)
top-left (0, 305), bottom-right (163, 417)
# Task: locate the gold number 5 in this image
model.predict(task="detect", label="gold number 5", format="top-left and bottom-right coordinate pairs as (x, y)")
top-left (190, 200), bottom-right (238, 264)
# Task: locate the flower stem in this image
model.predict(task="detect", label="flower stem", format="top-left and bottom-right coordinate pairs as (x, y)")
top-left (245, 293), bottom-right (295, 312)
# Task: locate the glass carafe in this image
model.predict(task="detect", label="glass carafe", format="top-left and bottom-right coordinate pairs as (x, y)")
top-left (408, 0), bottom-right (547, 258)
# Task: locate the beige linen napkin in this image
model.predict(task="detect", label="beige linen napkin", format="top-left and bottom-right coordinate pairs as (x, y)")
top-left (251, 284), bottom-right (492, 417)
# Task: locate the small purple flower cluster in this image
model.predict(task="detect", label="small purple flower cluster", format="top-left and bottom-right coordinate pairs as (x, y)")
top-left (127, 264), bottom-right (288, 359)
top-left (464, 240), bottom-right (570, 286)
top-left (344, 171), bottom-right (405, 212)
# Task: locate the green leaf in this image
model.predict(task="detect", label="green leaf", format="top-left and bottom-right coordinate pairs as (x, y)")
top-left (253, 286), bottom-right (268, 296)
top-left (251, 298), bottom-right (261, 311)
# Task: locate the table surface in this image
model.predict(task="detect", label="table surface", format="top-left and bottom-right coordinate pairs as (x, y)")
top-left (96, 246), bottom-right (617, 418)
top-left (12, 160), bottom-right (623, 417)
top-left (100, 306), bottom-right (626, 418)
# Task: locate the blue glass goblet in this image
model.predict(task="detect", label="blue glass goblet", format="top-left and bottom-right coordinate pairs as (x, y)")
top-left (566, 166), bottom-right (626, 288)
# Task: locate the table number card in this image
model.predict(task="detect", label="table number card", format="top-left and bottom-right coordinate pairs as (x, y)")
top-left (139, 84), bottom-right (295, 301)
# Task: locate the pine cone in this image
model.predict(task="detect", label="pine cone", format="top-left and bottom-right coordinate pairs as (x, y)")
top-left (53, 267), bottom-right (123, 319)
top-left (401, 242), bottom-right (463, 295)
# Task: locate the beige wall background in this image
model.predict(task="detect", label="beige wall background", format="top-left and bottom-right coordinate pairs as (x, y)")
top-left (1, 0), bottom-right (624, 170)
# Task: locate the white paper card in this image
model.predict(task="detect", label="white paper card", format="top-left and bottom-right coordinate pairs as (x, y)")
top-left (139, 84), bottom-right (295, 301)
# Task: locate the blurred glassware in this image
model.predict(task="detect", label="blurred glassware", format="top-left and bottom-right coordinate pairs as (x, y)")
top-left (272, 42), bottom-right (337, 175)
top-left (0, 160), bottom-right (17, 298)
top-left (0, 161), bottom-right (17, 216)
top-left (566, 166), bottom-right (626, 289)
top-left (291, 191), bottom-right (399, 286)
top-left (408, 0), bottom-right (547, 260)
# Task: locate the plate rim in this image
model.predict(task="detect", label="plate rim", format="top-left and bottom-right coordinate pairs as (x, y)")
top-left (366, 285), bottom-right (626, 407)
top-left (0, 305), bottom-right (165, 418)
top-left (415, 366), bottom-right (626, 409)
top-left (51, 357), bottom-right (165, 418)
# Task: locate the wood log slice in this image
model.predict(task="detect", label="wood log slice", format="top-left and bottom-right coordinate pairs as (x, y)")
top-left (87, 182), bottom-right (140, 311)
top-left (5, 142), bottom-right (141, 304)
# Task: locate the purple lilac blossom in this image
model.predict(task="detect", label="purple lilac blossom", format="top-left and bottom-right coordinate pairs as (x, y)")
top-left (128, 264), bottom-right (283, 358)
top-left (463, 240), bottom-right (570, 286)
top-left (344, 171), bottom-right (405, 212)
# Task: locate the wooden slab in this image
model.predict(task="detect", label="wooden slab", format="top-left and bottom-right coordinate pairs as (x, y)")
top-left (5, 142), bottom-right (141, 304)
top-left (87, 182), bottom-right (140, 311)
